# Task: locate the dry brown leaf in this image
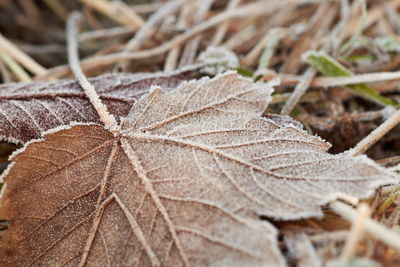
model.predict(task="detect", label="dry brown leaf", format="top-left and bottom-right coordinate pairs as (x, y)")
top-left (0, 73), bottom-right (397, 266)
top-left (0, 67), bottom-right (201, 144)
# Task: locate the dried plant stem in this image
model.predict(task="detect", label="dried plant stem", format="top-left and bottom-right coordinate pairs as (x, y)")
top-left (340, 203), bottom-right (370, 260)
top-left (67, 12), bottom-right (118, 132)
top-left (164, 46), bottom-right (180, 72)
top-left (0, 60), bottom-right (11, 83)
top-left (340, 0), bottom-right (367, 55)
top-left (164, 4), bottom-right (190, 72)
top-left (256, 30), bottom-right (285, 74)
top-left (315, 71), bottom-right (400, 87)
top-left (242, 28), bottom-right (286, 67)
top-left (223, 23), bottom-right (257, 50)
top-left (130, 2), bottom-right (163, 15)
top-left (18, 0), bottom-right (39, 19)
top-left (344, 0), bottom-right (400, 40)
top-left (39, 0), bottom-right (319, 79)
top-left (41, 0), bottom-right (68, 21)
top-left (78, 26), bottom-right (136, 42)
top-left (283, 231), bottom-right (322, 267)
top-left (330, 201), bottom-right (400, 252)
top-left (0, 50), bottom-right (31, 82)
top-left (378, 185), bottom-right (400, 214)
top-left (328, 0), bottom-right (350, 54)
top-left (80, 0), bottom-right (143, 28)
top-left (241, 33), bottom-right (270, 67)
top-left (309, 230), bottom-right (349, 243)
top-left (0, 34), bottom-right (46, 76)
top-left (211, 0), bottom-right (241, 46)
top-left (118, 0), bottom-right (183, 70)
top-left (263, 70), bottom-right (400, 88)
top-left (281, 68), bottom-right (316, 115)
top-left (385, 1), bottom-right (400, 33)
top-left (280, 3), bottom-right (335, 115)
top-left (124, 0), bottom-right (183, 52)
top-left (179, 0), bottom-right (213, 67)
top-left (351, 109), bottom-right (400, 156)
top-left (114, 1), bottom-right (144, 27)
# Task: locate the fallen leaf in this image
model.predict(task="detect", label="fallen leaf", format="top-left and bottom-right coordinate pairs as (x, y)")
top-left (0, 67), bottom-right (201, 144)
top-left (0, 73), bottom-right (397, 266)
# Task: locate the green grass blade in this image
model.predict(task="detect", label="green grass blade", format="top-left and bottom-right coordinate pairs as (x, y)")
top-left (303, 51), bottom-right (397, 107)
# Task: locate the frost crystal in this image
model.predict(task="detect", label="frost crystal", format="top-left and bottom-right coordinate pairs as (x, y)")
top-left (198, 46), bottom-right (239, 75)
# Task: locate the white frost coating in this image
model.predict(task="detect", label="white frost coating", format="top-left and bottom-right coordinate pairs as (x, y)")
top-left (0, 162), bottom-right (14, 184)
top-left (381, 106), bottom-right (397, 120)
top-left (0, 122), bottom-right (100, 183)
top-left (313, 153), bottom-right (399, 216)
top-left (0, 136), bottom-right (21, 145)
top-left (286, 123), bottom-right (330, 146)
top-left (198, 46), bottom-right (239, 75)
top-left (210, 71), bottom-right (274, 105)
top-left (121, 71), bottom-right (399, 221)
top-left (0, 65), bottom-right (203, 144)
top-left (148, 85), bottom-right (163, 94)
top-left (177, 63), bottom-right (205, 73)
top-left (213, 69), bottom-right (273, 89)
top-left (123, 70), bottom-right (275, 122)
top-left (350, 153), bottom-right (399, 178)
top-left (131, 64), bottom-right (204, 78)
top-left (41, 121), bottom-right (100, 136)
top-left (268, 114), bottom-right (329, 144)
top-left (266, 77), bottom-right (281, 88)
top-left (0, 137), bottom-right (44, 184)
top-left (269, 153), bottom-right (399, 221)
top-left (9, 138), bottom-right (44, 162)
top-left (220, 72), bottom-right (274, 110)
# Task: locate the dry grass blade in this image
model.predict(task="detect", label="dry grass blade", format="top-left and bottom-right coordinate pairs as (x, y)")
top-left (242, 28), bottom-right (286, 67)
top-left (40, 0), bottom-right (68, 21)
top-left (38, 0), bottom-right (319, 79)
top-left (123, 0), bottom-right (183, 52)
top-left (0, 50), bottom-right (31, 82)
top-left (330, 201), bottom-right (400, 252)
top-left (178, 0), bottom-right (213, 67)
top-left (351, 109), bottom-right (400, 155)
top-left (211, 0), bottom-right (241, 46)
top-left (284, 231), bottom-right (322, 267)
top-left (164, 4), bottom-right (191, 72)
top-left (281, 68), bottom-right (316, 115)
top-left (340, 203), bottom-right (371, 260)
top-left (0, 60), bottom-right (11, 83)
top-left (314, 71), bottom-right (400, 87)
top-left (80, 0), bottom-right (143, 28)
top-left (78, 26), bottom-right (136, 42)
top-left (0, 34), bottom-right (46, 76)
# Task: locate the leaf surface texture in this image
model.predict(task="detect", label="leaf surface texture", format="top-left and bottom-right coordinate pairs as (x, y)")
top-left (0, 68), bottom-right (199, 144)
top-left (0, 73), bottom-right (397, 266)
